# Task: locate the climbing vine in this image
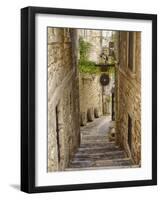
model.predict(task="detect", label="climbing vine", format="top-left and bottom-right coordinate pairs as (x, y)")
top-left (78, 37), bottom-right (99, 74)
top-left (78, 37), bottom-right (115, 76)
top-left (79, 37), bottom-right (91, 61)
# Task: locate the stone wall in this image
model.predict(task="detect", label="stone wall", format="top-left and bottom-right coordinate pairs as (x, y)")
top-left (79, 73), bottom-right (103, 125)
top-left (48, 28), bottom-right (80, 172)
top-left (78, 29), bottom-right (113, 64)
top-left (78, 29), bottom-right (115, 124)
top-left (115, 32), bottom-right (141, 165)
top-left (79, 73), bottom-right (113, 125)
top-left (78, 29), bottom-right (102, 63)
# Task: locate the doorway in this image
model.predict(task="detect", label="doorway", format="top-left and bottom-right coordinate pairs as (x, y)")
top-left (128, 114), bottom-right (132, 150)
top-left (55, 105), bottom-right (61, 165)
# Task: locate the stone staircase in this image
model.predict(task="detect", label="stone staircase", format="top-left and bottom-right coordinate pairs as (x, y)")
top-left (66, 117), bottom-right (137, 171)
top-left (66, 136), bottom-right (135, 171)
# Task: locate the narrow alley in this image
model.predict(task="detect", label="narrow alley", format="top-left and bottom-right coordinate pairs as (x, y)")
top-left (48, 28), bottom-right (141, 172)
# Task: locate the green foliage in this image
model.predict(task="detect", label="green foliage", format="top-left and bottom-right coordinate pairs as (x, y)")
top-left (79, 37), bottom-right (91, 62)
top-left (78, 36), bottom-right (116, 75)
top-left (79, 37), bottom-right (99, 74)
top-left (79, 60), bottom-right (100, 74)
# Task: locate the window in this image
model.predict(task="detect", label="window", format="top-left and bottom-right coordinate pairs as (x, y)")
top-left (118, 32), bottom-right (128, 69)
top-left (128, 32), bottom-right (135, 72)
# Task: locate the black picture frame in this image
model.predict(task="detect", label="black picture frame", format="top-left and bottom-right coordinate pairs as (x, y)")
top-left (21, 6), bottom-right (157, 193)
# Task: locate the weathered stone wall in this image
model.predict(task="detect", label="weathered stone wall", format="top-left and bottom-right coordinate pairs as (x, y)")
top-left (115, 32), bottom-right (141, 165)
top-left (78, 30), bottom-right (115, 123)
top-left (48, 28), bottom-right (80, 172)
top-left (79, 73), bottom-right (103, 124)
top-left (78, 30), bottom-right (103, 63)
top-left (79, 73), bottom-right (113, 125)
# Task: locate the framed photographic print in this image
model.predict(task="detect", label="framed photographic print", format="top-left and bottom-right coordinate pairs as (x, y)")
top-left (21, 6), bottom-right (157, 193)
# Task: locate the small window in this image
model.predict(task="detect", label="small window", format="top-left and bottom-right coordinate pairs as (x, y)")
top-left (118, 32), bottom-right (128, 69)
top-left (128, 32), bottom-right (135, 72)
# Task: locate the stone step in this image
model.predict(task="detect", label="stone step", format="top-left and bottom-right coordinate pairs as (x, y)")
top-left (66, 165), bottom-right (139, 171)
top-left (81, 139), bottom-right (111, 144)
top-left (77, 146), bottom-right (120, 154)
top-left (73, 150), bottom-right (125, 160)
top-left (80, 142), bottom-right (117, 148)
top-left (69, 158), bottom-right (133, 168)
top-left (95, 158), bottom-right (133, 167)
top-left (81, 135), bottom-right (109, 140)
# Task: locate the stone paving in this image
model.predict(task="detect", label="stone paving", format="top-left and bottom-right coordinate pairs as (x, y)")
top-left (66, 116), bottom-right (137, 171)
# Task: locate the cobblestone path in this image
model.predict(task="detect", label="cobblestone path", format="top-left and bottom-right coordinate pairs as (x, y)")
top-left (66, 116), bottom-right (136, 171)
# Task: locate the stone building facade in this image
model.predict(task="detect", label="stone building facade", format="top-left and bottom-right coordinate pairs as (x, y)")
top-left (78, 29), bottom-right (112, 64)
top-left (78, 29), bottom-right (102, 63)
top-left (48, 28), bottom-right (80, 172)
top-left (79, 73), bottom-right (103, 125)
top-left (115, 31), bottom-right (141, 165)
top-left (79, 72), bottom-right (115, 126)
top-left (78, 29), bottom-right (114, 125)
